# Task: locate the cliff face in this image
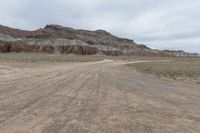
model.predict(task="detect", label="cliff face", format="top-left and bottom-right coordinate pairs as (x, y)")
top-left (0, 24), bottom-right (146, 55)
top-left (0, 24), bottom-right (197, 56)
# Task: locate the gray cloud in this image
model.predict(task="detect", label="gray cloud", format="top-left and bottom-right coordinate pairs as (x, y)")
top-left (0, 0), bottom-right (199, 53)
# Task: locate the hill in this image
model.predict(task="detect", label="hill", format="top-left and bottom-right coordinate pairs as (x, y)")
top-left (0, 24), bottom-right (198, 56)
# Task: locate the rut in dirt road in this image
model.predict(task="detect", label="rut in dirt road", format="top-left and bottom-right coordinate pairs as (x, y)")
top-left (0, 60), bottom-right (200, 133)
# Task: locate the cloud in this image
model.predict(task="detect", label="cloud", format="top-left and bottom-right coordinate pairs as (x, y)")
top-left (0, 0), bottom-right (199, 53)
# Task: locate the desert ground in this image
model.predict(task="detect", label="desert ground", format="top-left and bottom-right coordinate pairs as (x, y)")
top-left (0, 58), bottom-right (200, 133)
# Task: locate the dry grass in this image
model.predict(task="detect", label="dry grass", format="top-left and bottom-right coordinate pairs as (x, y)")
top-left (0, 53), bottom-right (159, 63)
top-left (0, 53), bottom-right (107, 62)
top-left (128, 58), bottom-right (200, 81)
top-left (0, 53), bottom-right (178, 63)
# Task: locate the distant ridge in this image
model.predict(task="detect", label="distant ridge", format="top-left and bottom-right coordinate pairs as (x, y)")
top-left (0, 24), bottom-right (198, 56)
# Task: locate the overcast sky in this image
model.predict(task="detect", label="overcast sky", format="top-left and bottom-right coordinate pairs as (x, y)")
top-left (0, 0), bottom-right (199, 53)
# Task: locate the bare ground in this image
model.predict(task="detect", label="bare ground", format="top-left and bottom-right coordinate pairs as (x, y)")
top-left (0, 60), bottom-right (200, 133)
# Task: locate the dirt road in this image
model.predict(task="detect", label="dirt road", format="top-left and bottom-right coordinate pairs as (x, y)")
top-left (0, 60), bottom-right (200, 133)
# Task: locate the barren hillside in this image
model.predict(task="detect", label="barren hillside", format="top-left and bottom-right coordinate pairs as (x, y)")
top-left (0, 24), bottom-right (197, 56)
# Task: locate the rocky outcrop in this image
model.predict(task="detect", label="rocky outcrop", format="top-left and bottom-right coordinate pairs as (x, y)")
top-left (162, 50), bottom-right (200, 57)
top-left (0, 41), bottom-right (39, 53)
top-left (0, 41), bottom-right (10, 52)
top-left (0, 24), bottom-right (198, 56)
top-left (0, 24), bottom-right (140, 55)
top-left (0, 40), bottom-right (98, 55)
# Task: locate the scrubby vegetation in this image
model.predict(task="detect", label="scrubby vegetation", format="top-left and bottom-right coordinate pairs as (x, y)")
top-left (0, 53), bottom-right (135, 62)
top-left (0, 53), bottom-right (106, 62)
top-left (128, 58), bottom-right (200, 81)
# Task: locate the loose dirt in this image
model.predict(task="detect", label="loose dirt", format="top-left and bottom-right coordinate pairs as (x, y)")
top-left (0, 60), bottom-right (200, 133)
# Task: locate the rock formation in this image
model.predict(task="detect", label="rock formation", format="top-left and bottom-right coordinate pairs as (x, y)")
top-left (0, 24), bottom-right (198, 56)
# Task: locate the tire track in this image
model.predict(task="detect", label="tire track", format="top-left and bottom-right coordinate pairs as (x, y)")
top-left (0, 60), bottom-right (200, 133)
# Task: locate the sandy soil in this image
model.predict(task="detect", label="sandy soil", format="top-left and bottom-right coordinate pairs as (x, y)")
top-left (0, 60), bottom-right (200, 133)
